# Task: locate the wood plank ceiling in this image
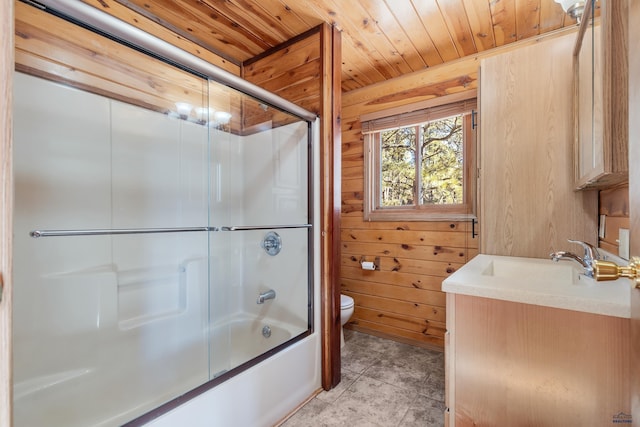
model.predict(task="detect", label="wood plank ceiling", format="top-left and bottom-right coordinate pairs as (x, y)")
top-left (115, 0), bottom-right (579, 92)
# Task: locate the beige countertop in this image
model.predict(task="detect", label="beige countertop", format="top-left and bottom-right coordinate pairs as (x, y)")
top-left (442, 254), bottom-right (631, 318)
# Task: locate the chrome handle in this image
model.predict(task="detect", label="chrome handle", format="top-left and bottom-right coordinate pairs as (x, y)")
top-left (567, 239), bottom-right (599, 261)
top-left (593, 257), bottom-right (640, 288)
top-left (220, 224), bottom-right (311, 231)
top-left (30, 227), bottom-right (211, 238)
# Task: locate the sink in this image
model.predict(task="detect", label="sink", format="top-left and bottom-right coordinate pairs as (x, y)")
top-left (442, 254), bottom-right (630, 318)
top-left (481, 257), bottom-right (591, 285)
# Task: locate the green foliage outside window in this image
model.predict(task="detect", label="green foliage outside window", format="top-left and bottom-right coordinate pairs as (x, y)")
top-left (380, 115), bottom-right (463, 207)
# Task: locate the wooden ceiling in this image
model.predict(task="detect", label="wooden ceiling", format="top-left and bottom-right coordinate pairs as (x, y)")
top-left (116, 0), bottom-right (579, 92)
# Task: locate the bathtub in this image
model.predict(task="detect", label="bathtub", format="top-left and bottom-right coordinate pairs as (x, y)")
top-left (13, 311), bottom-right (319, 427)
top-left (209, 314), bottom-right (302, 378)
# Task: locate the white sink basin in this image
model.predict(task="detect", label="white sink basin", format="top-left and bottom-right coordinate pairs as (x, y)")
top-left (481, 257), bottom-right (591, 285)
top-left (442, 254), bottom-right (630, 318)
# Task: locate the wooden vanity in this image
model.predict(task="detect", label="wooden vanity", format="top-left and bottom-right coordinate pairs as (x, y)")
top-left (443, 255), bottom-right (630, 427)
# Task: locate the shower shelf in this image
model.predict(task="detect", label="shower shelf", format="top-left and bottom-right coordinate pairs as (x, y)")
top-left (29, 224), bottom-right (312, 238)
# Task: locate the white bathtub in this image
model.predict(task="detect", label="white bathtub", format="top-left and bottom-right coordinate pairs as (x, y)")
top-left (13, 312), bottom-right (318, 427)
top-left (210, 314), bottom-right (300, 378)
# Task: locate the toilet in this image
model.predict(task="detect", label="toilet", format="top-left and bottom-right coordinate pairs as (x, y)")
top-left (340, 294), bottom-right (355, 348)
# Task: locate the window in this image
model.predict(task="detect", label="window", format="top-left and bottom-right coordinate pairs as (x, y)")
top-left (363, 98), bottom-right (477, 221)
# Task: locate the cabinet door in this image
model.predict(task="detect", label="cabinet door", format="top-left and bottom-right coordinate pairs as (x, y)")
top-left (576, 23), bottom-right (604, 187)
top-left (574, 0), bottom-right (628, 190)
top-left (480, 31), bottom-right (597, 258)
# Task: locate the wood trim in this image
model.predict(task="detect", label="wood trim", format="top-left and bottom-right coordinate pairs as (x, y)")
top-left (319, 22), bottom-right (342, 390)
top-left (0, 0), bottom-right (13, 425)
top-left (444, 293), bottom-right (456, 427)
top-left (86, 0), bottom-right (240, 75)
top-left (343, 24), bottom-right (579, 109)
top-left (363, 106), bottom-right (476, 222)
top-left (359, 90), bottom-right (477, 123)
top-left (243, 25), bottom-right (322, 66)
top-left (112, 0), bottom-right (241, 67)
top-left (330, 25), bottom-right (342, 388)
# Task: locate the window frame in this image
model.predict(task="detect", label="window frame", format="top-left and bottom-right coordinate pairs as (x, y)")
top-left (363, 98), bottom-right (477, 222)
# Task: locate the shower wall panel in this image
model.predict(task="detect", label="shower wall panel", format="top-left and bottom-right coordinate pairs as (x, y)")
top-left (13, 72), bottom-right (211, 426)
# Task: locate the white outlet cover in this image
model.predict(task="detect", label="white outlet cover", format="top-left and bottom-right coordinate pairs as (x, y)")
top-left (619, 228), bottom-right (630, 260)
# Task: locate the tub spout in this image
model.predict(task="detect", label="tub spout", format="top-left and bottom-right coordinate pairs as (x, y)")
top-left (257, 289), bottom-right (276, 304)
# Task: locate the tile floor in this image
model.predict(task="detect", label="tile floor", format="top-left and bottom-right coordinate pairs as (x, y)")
top-left (280, 330), bottom-right (445, 427)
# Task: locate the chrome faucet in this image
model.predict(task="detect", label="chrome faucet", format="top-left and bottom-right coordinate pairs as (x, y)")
top-left (550, 239), bottom-right (601, 277)
top-left (256, 289), bottom-right (276, 304)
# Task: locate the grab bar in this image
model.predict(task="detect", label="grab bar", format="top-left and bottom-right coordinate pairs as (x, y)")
top-left (30, 227), bottom-right (211, 238)
top-left (219, 224), bottom-right (312, 231)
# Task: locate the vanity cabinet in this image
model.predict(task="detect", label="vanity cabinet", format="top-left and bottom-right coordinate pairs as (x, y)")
top-left (574, 0), bottom-right (628, 189)
top-left (444, 293), bottom-right (629, 426)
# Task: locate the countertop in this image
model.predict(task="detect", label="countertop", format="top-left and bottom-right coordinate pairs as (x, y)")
top-left (442, 254), bottom-right (631, 318)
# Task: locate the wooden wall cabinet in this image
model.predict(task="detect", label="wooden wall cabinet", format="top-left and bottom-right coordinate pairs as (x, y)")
top-left (480, 30), bottom-right (598, 258)
top-left (445, 293), bottom-right (630, 426)
top-left (574, 0), bottom-right (628, 190)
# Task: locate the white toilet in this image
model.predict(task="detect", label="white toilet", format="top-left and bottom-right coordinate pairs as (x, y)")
top-left (340, 294), bottom-right (355, 348)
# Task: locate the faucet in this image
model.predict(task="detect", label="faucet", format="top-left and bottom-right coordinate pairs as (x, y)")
top-left (256, 289), bottom-right (276, 304)
top-left (550, 239), bottom-right (601, 277)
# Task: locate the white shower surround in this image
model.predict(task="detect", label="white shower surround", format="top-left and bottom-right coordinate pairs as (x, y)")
top-left (12, 73), bottom-right (321, 427)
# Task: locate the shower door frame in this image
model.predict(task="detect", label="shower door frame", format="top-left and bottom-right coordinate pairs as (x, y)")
top-left (11, 1), bottom-right (318, 425)
top-left (0, 2), bottom-right (345, 425)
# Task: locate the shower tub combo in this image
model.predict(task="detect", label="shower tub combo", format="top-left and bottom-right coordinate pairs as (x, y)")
top-left (12, 2), bottom-right (321, 426)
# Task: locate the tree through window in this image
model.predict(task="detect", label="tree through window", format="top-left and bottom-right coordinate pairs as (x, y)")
top-left (363, 99), bottom-right (476, 221)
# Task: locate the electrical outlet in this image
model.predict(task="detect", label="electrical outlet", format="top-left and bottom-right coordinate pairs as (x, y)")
top-left (619, 228), bottom-right (630, 260)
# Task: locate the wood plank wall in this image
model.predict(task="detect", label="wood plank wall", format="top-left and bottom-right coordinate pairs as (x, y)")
top-left (243, 28), bottom-right (322, 116)
top-left (82, 0), bottom-right (239, 75)
top-left (241, 27), bottom-right (322, 131)
top-left (15, 1), bottom-right (239, 125)
top-left (342, 59), bottom-right (481, 350)
top-left (341, 27), bottom-right (584, 350)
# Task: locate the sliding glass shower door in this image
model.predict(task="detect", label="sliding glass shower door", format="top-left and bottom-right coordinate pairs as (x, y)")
top-left (12, 3), bottom-right (313, 424)
top-left (12, 70), bottom-right (212, 426)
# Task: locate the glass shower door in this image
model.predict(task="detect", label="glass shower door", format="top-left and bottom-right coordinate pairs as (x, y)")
top-left (207, 84), bottom-right (312, 376)
top-left (13, 2), bottom-right (314, 424)
top-left (12, 59), bottom-right (212, 425)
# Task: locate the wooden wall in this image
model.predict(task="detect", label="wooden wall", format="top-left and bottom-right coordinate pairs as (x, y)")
top-left (599, 185), bottom-right (629, 255)
top-left (341, 58), bottom-right (481, 350)
top-left (15, 1), bottom-right (238, 125)
top-left (243, 28), bottom-right (322, 117)
top-left (341, 27), bottom-right (585, 350)
top-left (81, 0), bottom-right (239, 75)
top-left (480, 31), bottom-right (598, 258)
